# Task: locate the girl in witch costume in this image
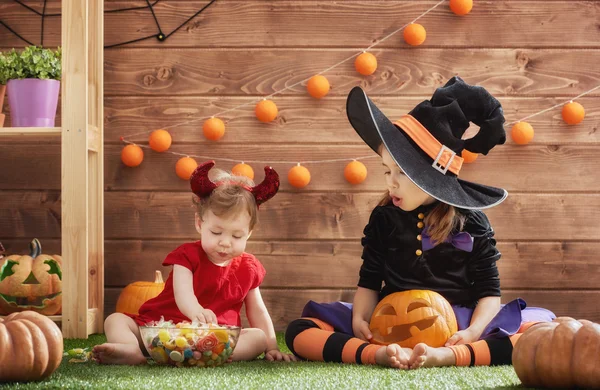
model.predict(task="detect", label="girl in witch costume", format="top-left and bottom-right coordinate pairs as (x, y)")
top-left (94, 161), bottom-right (296, 364)
top-left (285, 77), bottom-right (555, 369)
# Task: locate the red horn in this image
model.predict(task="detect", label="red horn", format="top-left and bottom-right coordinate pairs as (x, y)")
top-left (190, 160), bottom-right (217, 198)
top-left (251, 166), bottom-right (280, 206)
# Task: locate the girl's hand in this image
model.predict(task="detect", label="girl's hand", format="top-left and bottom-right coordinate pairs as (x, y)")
top-left (265, 349), bottom-right (297, 362)
top-left (189, 308), bottom-right (218, 324)
top-left (445, 328), bottom-right (479, 346)
top-left (352, 318), bottom-right (373, 341)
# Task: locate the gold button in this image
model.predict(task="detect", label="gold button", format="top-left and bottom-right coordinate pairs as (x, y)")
top-left (417, 222), bottom-right (424, 228)
top-left (416, 249), bottom-right (423, 256)
top-left (417, 234), bottom-right (422, 241)
top-left (418, 213), bottom-right (425, 219)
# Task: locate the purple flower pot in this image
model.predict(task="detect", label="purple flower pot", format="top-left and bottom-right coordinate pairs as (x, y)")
top-left (7, 78), bottom-right (60, 127)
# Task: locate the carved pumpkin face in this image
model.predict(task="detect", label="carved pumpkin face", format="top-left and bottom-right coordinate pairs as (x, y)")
top-left (0, 239), bottom-right (62, 315)
top-left (369, 290), bottom-right (457, 348)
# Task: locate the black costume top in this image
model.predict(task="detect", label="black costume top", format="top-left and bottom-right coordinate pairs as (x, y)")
top-left (358, 201), bottom-right (501, 308)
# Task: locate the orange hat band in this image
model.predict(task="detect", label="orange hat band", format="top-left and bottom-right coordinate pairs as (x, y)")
top-left (394, 115), bottom-right (463, 175)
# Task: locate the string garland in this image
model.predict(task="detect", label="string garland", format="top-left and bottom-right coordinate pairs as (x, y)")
top-left (118, 0), bottom-right (599, 180)
top-left (0, 0), bottom-right (217, 49)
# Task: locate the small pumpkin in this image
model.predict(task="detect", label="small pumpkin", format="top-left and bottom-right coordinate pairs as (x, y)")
top-left (0, 311), bottom-right (63, 382)
top-left (369, 290), bottom-right (457, 348)
top-left (116, 270), bottom-right (165, 315)
top-left (512, 317), bottom-right (600, 389)
top-left (0, 239), bottom-right (62, 315)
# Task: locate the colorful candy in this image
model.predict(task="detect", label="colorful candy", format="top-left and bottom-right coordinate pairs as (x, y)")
top-left (141, 321), bottom-right (239, 367)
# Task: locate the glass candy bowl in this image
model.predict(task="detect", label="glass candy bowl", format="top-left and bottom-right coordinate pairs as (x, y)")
top-left (140, 323), bottom-right (240, 367)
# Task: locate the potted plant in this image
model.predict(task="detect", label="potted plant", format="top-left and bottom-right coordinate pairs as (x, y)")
top-left (1, 46), bottom-right (61, 127)
top-left (0, 52), bottom-right (7, 127)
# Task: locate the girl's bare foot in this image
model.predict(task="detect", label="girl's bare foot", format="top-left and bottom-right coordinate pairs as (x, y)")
top-left (408, 343), bottom-right (455, 369)
top-left (92, 343), bottom-right (147, 365)
top-left (375, 344), bottom-right (411, 369)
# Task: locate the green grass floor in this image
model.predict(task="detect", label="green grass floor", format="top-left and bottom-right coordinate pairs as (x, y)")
top-left (2, 334), bottom-right (535, 389)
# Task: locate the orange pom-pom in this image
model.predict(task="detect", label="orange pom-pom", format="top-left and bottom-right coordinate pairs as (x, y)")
top-left (288, 165), bottom-right (311, 189)
top-left (461, 149), bottom-right (478, 163)
top-left (121, 144), bottom-right (144, 167)
top-left (355, 52), bottom-right (378, 76)
top-left (306, 75), bottom-right (330, 99)
top-left (511, 122), bottom-right (534, 145)
top-left (255, 100), bottom-right (278, 123)
top-left (561, 101), bottom-right (585, 125)
top-left (149, 129), bottom-right (172, 152)
top-left (344, 160), bottom-right (368, 185)
top-left (449, 0), bottom-right (473, 16)
top-left (176, 157), bottom-right (198, 180)
top-left (232, 163), bottom-right (254, 180)
top-left (403, 23), bottom-right (426, 46)
top-left (203, 117), bottom-right (225, 141)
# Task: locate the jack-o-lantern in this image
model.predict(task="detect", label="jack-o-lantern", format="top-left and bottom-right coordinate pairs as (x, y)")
top-left (369, 290), bottom-right (457, 348)
top-left (0, 239), bottom-right (62, 315)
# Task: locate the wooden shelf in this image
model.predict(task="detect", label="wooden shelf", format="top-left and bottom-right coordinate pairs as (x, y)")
top-left (0, 127), bottom-right (61, 137)
top-left (0, 308), bottom-right (102, 335)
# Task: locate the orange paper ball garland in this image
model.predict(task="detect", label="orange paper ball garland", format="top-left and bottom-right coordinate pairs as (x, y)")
top-left (511, 122), bottom-right (535, 145)
top-left (404, 23), bottom-right (426, 46)
top-left (288, 164), bottom-right (311, 188)
top-left (355, 52), bottom-right (378, 76)
top-left (255, 100), bottom-right (278, 123)
top-left (344, 160), bottom-right (368, 185)
top-left (449, 0), bottom-right (473, 16)
top-left (203, 117), bottom-right (226, 141)
top-left (176, 157), bottom-right (198, 180)
top-left (461, 150), bottom-right (478, 163)
top-left (149, 129), bottom-right (172, 152)
top-left (121, 144), bottom-right (144, 167)
top-left (561, 101), bottom-right (585, 125)
top-left (307, 75), bottom-right (331, 99)
top-left (232, 163), bottom-right (255, 180)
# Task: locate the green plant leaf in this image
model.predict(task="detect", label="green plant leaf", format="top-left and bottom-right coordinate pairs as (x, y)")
top-left (0, 46), bottom-right (62, 82)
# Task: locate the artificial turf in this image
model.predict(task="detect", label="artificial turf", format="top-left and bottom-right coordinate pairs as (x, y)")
top-left (1, 334), bottom-right (534, 389)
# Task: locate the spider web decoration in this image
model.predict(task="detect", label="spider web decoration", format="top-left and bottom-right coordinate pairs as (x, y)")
top-left (0, 0), bottom-right (217, 48)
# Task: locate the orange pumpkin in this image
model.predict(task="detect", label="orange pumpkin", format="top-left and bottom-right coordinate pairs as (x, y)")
top-left (512, 317), bottom-right (600, 389)
top-left (369, 290), bottom-right (457, 348)
top-left (116, 271), bottom-right (165, 315)
top-left (0, 239), bottom-right (62, 315)
top-left (0, 311), bottom-right (63, 382)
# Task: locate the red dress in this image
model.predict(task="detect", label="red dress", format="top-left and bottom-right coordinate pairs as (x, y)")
top-left (127, 241), bottom-right (266, 327)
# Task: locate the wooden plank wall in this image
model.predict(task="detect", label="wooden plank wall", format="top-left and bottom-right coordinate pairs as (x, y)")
top-left (1, 1), bottom-right (599, 330)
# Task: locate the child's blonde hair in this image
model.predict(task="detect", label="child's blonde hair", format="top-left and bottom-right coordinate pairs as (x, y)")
top-left (193, 169), bottom-right (258, 231)
top-left (378, 193), bottom-right (465, 245)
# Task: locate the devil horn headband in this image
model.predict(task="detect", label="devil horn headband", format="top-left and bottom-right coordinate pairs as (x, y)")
top-left (190, 160), bottom-right (280, 206)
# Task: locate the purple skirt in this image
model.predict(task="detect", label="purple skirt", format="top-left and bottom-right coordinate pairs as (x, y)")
top-left (300, 298), bottom-right (555, 340)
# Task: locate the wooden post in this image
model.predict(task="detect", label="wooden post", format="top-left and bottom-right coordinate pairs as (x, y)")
top-left (87, 0), bottom-right (105, 335)
top-left (61, 0), bottom-right (104, 338)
